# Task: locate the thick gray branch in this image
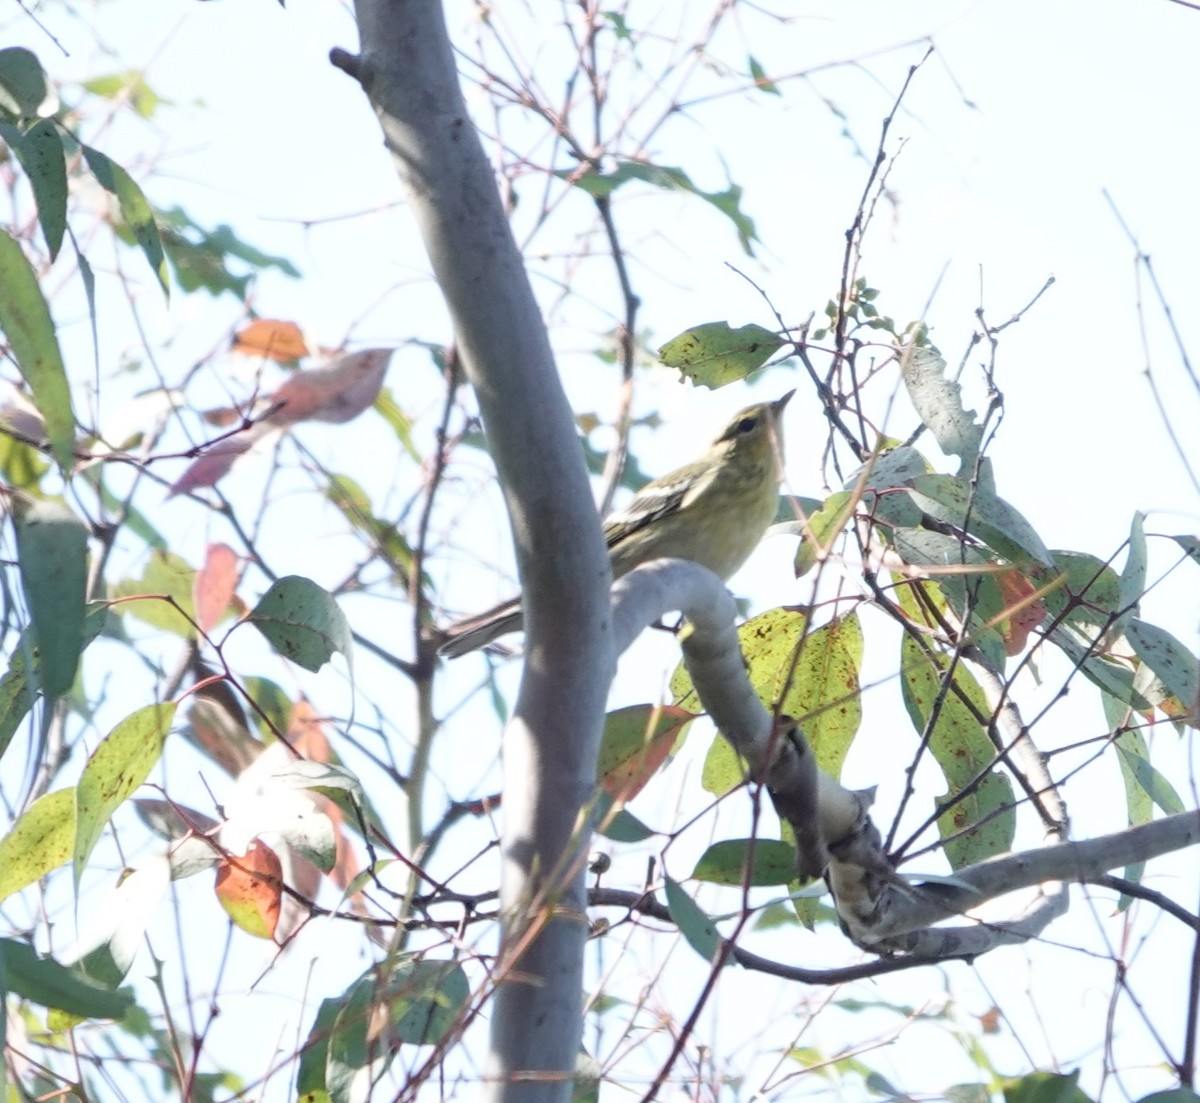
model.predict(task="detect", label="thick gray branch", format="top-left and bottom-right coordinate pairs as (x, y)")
top-left (858, 809), bottom-right (1200, 949)
top-left (612, 562), bottom-right (1200, 961)
top-left (344, 6), bottom-right (612, 1102)
top-left (611, 560), bottom-right (864, 879)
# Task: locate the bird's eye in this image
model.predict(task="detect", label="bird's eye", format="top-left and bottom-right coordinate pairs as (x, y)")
top-left (737, 416), bottom-right (758, 434)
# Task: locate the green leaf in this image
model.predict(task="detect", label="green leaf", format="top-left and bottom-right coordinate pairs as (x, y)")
top-left (0, 425), bottom-right (49, 488)
top-left (602, 11), bottom-right (632, 40)
top-left (74, 702), bottom-right (178, 883)
top-left (1053, 629), bottom-right (1147, 711)
top-left (81, 144), bottom-right (169, 295)
top-left (1117, 512), bottom-right (1147, 626)
top-left (326, 475), bottom-right (416, 587)
top-left (779, 613), bottom-right (863, 778)
top-left (0, 119), bottom-right (67, 259)
top-left (1105, 693), bottom-right (1150, 894)
top-left (692, 839), bottom-right (796, 886)
top-left (0, 229), bottom-right (77, 472)
top-left (943, 1085), bottom-right (992, 1103)
top-left (656, 321), bottom-right (784, 389)
top-left (249, 576), bottom-right (353, 674)
top-left (849, 445), bottom-right (929, 530)
top-left (907, 473), bottom-right (1054, 569)
top-left (1002, 1069), bottom-right (1093, 1103)
top-left (262, 758), bottom-right (372, 846)
top-left (296, 996), bottom-right (341, 1103)
top-left (307, 962), bottom-right (467, 1099)
top-left (1171, 534), bottom-right (1200, 567)
top-left (267, 759), bottom-right (365, 801)
top-left (900, 636), bottom-right (1016, 868)
top-left (155, 205), bottom-right (299, 298)
top-left (242, 675), bottom-right (293, 741)
top-left (748, 56), bottom-right (780, 94)
top-left (110, 550), bottom-right (198, 637)
top-left (374, 388), bottom-right (421, 463)
top-left (864, 1071), bottom-right (907, 1100)
top-left (891, 527), bottom-right (1007, 671)
top-left (898, 342), bottom-right (990, 488)
top-left (0, 47), bottom-right (52, 120)
top-left (773, 493), bottom-right (824, 525)
top-left (1114, 737), bottom-right (1183, 816)
top-left (325, 974), bottom-right (374, 1103)
top-left (678, 608), bottom-right (863, 780)
top-left (1125, 619), bottom-right (1199, 721)
top-left (82, 70), bottom-right (165, 119)
top-left (74, 238), bottom-right (100, 373)
top-left (1040, 550), bottom-right (1123, 653)
top-left (13, 497), bottom-right (88, 698)
top-left (664, 876), bottom-right (723, 966)
top-left (565, 161), bottom-right (760, 254)
top-left (700, 732), bottom-right (745, 797)
top-left (0, 605), bottom-right (108, 762)
top-left (597, 806), bottom-right (656, 842)
top-left (387, 958), bottom-right (469, 1044)
top-left (782, 491), bottom-right (855, 578)
top-left (0, 788), bottom-right (75, 901)
top-left (0, 938), bottom-right (132, 1019)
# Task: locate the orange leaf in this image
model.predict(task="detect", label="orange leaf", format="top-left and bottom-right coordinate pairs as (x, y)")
top-left (193, 543), bottom-right (240, 634)
top-left (215, 839), bottom-right (282, 940)
top-left (232, 319), bottom-right (311, 363)
top-left (287, 698), bottom-right (331, 760)
top-left (977, 1006), bottom-right (1002, 1034)
top-left (995, 569), bottom-right (1046, 656)
top-left (598, 704), bottom-right (695, 803)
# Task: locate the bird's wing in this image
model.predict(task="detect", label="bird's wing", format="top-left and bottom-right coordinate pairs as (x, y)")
top-left (602, 462), bottom-right (718, 549)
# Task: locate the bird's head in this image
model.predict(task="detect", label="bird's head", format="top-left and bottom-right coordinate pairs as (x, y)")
top-left (712, 389), bottom-right (793, 466)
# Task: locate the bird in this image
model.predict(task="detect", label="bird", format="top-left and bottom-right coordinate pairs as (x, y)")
top-left (438, 390), bottom-right (793, 657)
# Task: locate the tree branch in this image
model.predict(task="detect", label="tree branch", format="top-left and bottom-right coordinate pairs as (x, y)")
top-left (340, 6), bottom-right (614, 1101)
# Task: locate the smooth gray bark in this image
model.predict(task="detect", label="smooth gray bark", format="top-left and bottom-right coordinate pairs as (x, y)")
top-left (343, 5), bottom-right (613, 1100)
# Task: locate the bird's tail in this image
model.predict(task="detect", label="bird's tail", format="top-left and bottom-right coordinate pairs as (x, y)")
top-left (436, 598), bottom-right (523, 657)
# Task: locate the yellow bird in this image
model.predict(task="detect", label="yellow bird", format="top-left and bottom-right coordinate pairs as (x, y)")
top-left (439, 391), bottom-right (793, 656)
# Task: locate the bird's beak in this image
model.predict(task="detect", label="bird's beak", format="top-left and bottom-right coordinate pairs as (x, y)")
top-left (772, 390), bottom-right (795, 417)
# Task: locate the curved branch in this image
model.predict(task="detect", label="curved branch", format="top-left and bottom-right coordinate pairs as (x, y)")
top-left (859, 809), bottom-right (1200, 951)
top-left (340, 6), bottom-right (614, 1100)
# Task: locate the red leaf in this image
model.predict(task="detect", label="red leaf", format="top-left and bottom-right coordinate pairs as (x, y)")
top-left (167, 432), bottom-right (263, 497)
top-left (270, 348), bottom-right (391, 426)
top-left (995, 569), bottom-right (1046, 656)
top-left (193, 543), bottom-right (239, 634)
top-left (169, 350), bottom-right (392, 496)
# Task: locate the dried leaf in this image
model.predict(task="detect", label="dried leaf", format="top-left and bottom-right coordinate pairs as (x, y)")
top-left (168, 349), bottom-right (392, 494)
top-left (232, 318), bottom-right (311, 362)
top-left (271, 348), bottom-right (391, 426)
top-left (193, 542), bottom-right (239, 634)
top-left (167, 426), bottom-right (271, 497)
top-left (214, 839), bottom-right (282, 940)
top-left (994, 569), bottom-right (1046, 656)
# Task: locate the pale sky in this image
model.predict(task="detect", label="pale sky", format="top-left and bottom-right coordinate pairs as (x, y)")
top-left (5, 0), bottom-right (1200, 1099)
